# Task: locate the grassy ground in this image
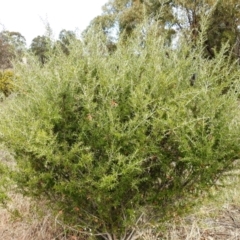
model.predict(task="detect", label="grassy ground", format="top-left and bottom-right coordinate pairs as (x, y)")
top-left (161, 167), bottom-right (240, 240)
top-left (1, 148), bottom-right (240, 240)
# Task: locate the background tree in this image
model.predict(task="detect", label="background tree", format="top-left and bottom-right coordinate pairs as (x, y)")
top-left (30, 35), bottom-right (51, 65)
top-left (87, 0), bottom-right (240, 59)
top-left (0, 31), bottom-right (26, 69)
top-left (56, 29), bottom-right (77, 55)
top-left (205, 0), bottom-right (240, 58)
top-left (0, 32), bottom-right (12, 69)
top-left (173, 0), bottom-right (240, 58)
top-left (86, 0), bottom-right (175, 47)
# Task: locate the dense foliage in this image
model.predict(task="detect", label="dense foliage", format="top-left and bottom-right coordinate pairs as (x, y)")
top-left (0, 70), bottom-right (16, 97)
top-left (0, 23), bottom-right (240, 239)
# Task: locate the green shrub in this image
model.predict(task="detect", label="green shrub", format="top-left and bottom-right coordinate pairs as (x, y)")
top-left (0, 26), bottom-right (240, 239)
top-left (0, 70), bottom-right (15, 97)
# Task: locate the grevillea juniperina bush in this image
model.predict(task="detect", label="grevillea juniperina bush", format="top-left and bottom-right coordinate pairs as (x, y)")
top-left (0, 23), bottom-right (240, 239)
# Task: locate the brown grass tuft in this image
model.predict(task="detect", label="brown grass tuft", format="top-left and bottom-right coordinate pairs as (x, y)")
top-left (0, 192), bottom-right (76, 240)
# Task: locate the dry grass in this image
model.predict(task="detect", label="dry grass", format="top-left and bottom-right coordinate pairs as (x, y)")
top-left (0, 193), bottom-right (92, 240)
top-left (156, 167), bottom-right (240, 240)
top-left (1, 147), bottom-right (240, 240)
top-left (0, 193), bottom-right (63, 240)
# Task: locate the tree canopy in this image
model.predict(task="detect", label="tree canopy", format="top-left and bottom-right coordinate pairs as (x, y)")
top-left (30, 35), bottom-right (51, 65)
top-left (87, 0), bottom-right (240, 58)
top-left (57, 29), bottom-right (77, 55)
top-left (172, 0), bottom-right (240, 58)
top-left (0, 31), bottom-right (26, 69)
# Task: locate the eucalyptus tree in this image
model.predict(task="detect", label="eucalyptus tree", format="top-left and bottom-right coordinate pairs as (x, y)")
top-left (30, 35), bottom-right (51, 65)
top-left (87, 0), bottom-right (240, 58)
top-left (0, 31), bottom-right (26, 69)
top-left (85, 0), bottom-right (176, 48)
top-left (57, 29), bottom-right (77, 55)
top-left (172, 0), bottom-right (240, 58)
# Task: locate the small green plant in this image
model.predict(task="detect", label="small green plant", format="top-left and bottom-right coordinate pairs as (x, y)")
top-left (0, 24), bottom-right (240, 239)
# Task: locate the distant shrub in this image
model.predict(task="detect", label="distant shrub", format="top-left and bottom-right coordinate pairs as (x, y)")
top-left (0, 70), bottom-right (15, 97)
top-left (0, 25), bottom-right (240, 239)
